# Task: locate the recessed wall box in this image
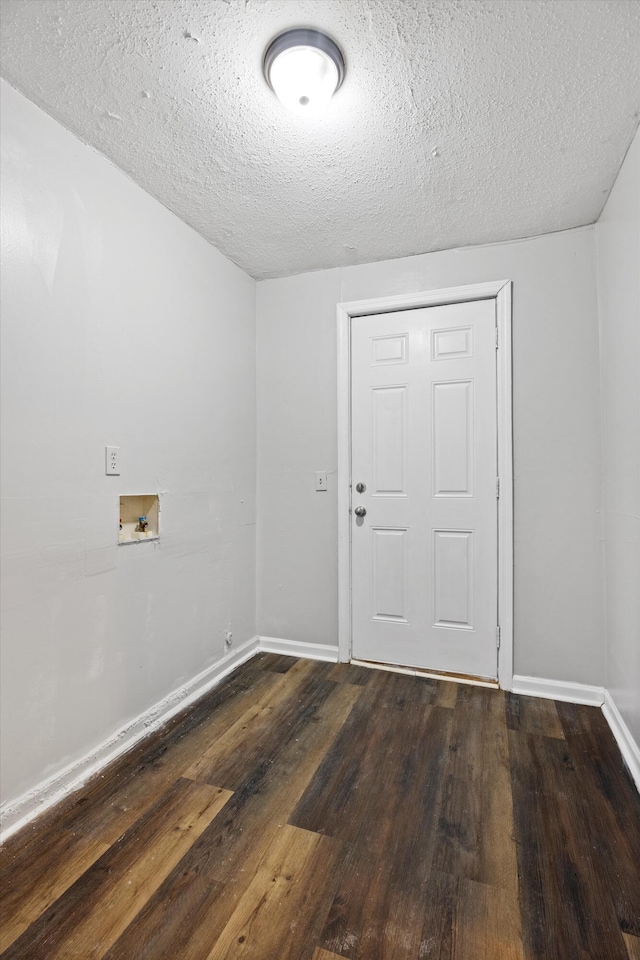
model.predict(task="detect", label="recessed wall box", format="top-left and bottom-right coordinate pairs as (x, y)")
top-left (119, 495), bottom-right (159, 544)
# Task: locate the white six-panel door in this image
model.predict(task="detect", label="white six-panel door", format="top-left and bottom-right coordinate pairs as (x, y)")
top-left (351, 299), bottom-right (498, 679)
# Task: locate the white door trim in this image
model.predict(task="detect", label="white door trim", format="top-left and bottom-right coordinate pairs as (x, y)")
top-left (337, 280), bottom-right (514, 690)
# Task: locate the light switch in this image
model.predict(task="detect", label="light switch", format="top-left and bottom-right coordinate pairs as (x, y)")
top-left (105, 446), bottom-right (120, 476)
top-left (315, 471), bottom-right (328, 491)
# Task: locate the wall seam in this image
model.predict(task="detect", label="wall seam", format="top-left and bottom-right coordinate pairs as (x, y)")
top-left (593, 217), bottom-right (610, 691)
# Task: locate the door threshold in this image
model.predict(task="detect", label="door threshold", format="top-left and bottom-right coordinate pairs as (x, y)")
top-left (350, 658), bottom-right (499, 689)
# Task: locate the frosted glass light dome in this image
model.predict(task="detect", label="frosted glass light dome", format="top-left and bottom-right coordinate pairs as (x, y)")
top-left (264, 29), bottom-right (345, 115)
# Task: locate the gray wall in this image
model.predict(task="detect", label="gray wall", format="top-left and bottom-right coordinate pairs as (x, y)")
top-left (257, 228), bottom-right (605, 686)
top-left (0, 81), bottom-right (257, 813)
top-left (596, 126), bottom-right (640, 746)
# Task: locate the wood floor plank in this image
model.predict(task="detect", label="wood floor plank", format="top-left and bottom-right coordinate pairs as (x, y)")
top-left (453, 878), bottom-right (524, 960)
top-left (624, 933), bottom-right (640, 960)
top-left (431, 687), bottom-right (518, 891)
top-left (55, 667), bottom-right (277, 847)
top-left (363, 668), bottom-right (438, 706)
top-left (287, 660), bottom-right (373, 687)
top-left (556, 700), bottom-right (640, 849)
top-left (325, 662), bottom-right (374, 686)
top-left (290, 694), bottom-right (412, 843)
top-left (183, 665), bottom-right (351, 792)
top-left (315, 687), bottom-right (520, 959)
top-left (554, 700), bottom-right (640, 936)
top-left (319, 839), bottom-right (425, 959)
top-left (508, 728), bottom-right (630, 960)
top-left (181, 669), bottom-right (307, 783)
top-left (316, 705), bottom-right (453, 958)
top-left (203, 824), bottom-right (341, 960)
top-left (101, 868), bottom-right (226, 960)
top-left (2, 780), bottom-right (231, 960)
top-left (0, 830), bottom-right (110, 952)
top-left (311, 950), bottom-right (347, 960)
top-left (173, 680), bottom-right (361, 888)
top-left (105, 680), bottom-right (361, 960)
top-left (417, 871), bottom-right (458, 959)
top-left (253, 652), bottom-right (298, 673)
top-left (291, 680), bottom-right (445, 851)
top-left (354, 876), bottom-right (431, 960)
top-left (433, 680), bottom-right (459, 708)
top-left (413, 874), bottom-right (526, 960)
top-left (505, 692), bottom-right (565, 739)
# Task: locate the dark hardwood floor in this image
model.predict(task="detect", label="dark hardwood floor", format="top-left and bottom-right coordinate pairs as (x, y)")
top-left (1, 654), bottom-right (639, 959)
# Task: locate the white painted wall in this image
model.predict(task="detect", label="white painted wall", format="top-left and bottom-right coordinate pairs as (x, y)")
top-left (0, 81), bottom-right (256, 813)
top-left (257, 269), bottom-right (342, 645)
top-left (596, 127), bottom-right (640, 749)
top-left (257, 228), bottom-right (605, 686)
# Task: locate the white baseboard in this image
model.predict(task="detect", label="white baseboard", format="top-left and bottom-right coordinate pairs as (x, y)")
top-left (602, 691), bottom-right (640, 793)
top-left (511, 675), bottom-right (606, 706)
top-left (0, 637), bottom-right (259, 843)
top-left (257, 636), bottom-right (339, 663)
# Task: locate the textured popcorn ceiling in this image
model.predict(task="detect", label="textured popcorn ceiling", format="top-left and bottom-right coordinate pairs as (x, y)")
top-left (1, 0), bottom-right (639, 280)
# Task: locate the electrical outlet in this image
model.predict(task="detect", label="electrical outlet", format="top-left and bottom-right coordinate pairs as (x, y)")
top-left (315, 471), bottom-right (328, 491)
top-left (105, 446), bottom-right (120, 476)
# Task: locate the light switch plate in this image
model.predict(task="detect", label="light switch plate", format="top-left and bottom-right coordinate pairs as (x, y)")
top-left (105, 446), bottom-right (120, 476)
top-left (315, 471), bottom-right (328, 491)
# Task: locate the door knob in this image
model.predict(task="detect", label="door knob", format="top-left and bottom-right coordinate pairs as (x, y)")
top-left (354, 506), bottom-right (367, 517)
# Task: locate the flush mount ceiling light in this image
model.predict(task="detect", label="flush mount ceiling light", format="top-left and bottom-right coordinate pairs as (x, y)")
top-left (263, 28), bottom-right (345, 115)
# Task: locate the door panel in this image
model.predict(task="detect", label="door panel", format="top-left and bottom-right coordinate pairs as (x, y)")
top-left (433, 529), bottom-right (474, 629)
top-left (432, 379), bottom-right (474, 496)
top-left (351, 299), bottom-right (498, 679)
top-left (372, 386), bottom-right (407, 496)
top-left (371, 527), bottom-right (408, 621)
top-left (371, 334), bottom-right (408, 365)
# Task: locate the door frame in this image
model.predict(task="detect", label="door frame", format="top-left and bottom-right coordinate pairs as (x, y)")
top-left (337, 280), bottom-right (514, 690)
